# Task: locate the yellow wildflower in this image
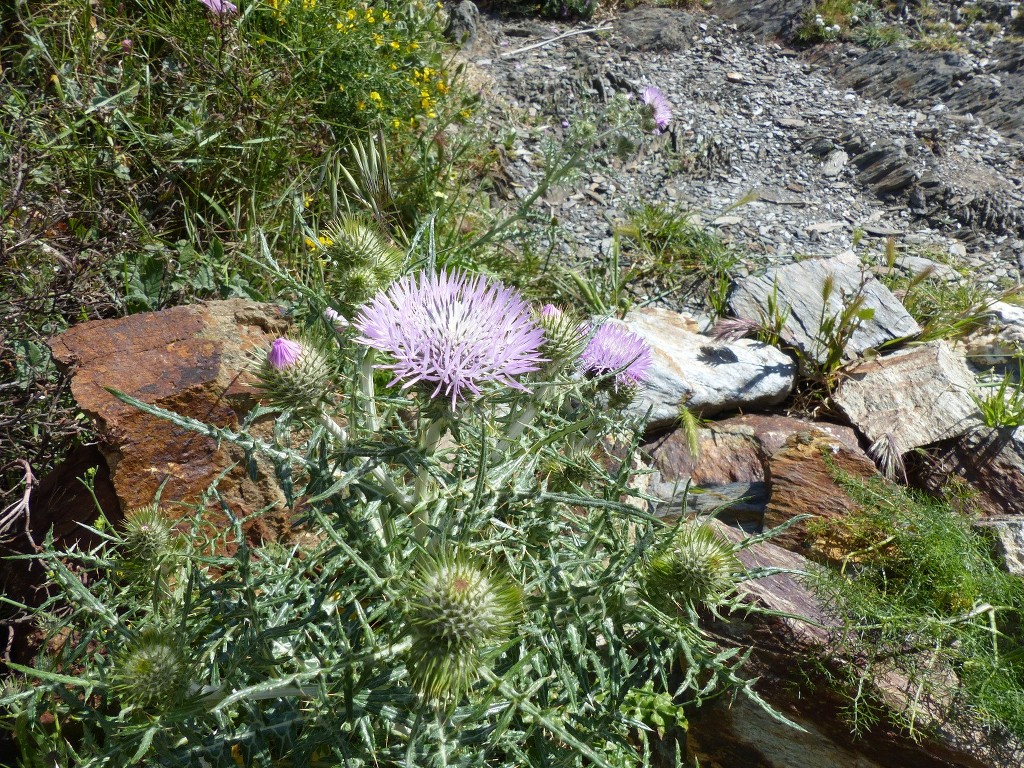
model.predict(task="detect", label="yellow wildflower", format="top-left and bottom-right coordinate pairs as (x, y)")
top-left (357, 101), bottom-right (366, 110)
top-left (369, 91), bottom-right (382, 105)
top-left (392, 118), bottom-right (401, 129)
top-left (373, 33), bottom-right (384, 46)
top-left (390, 41), bottom-right (400, 49)
top-left (346, 9), bottom-right (356, 19)
top-left (436, 80), bottom-right (448, 94)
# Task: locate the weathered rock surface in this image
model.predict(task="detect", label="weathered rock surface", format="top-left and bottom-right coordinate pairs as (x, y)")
top-left (913, 425), bottom-right (1024, 516)
top-left (48, 299), bottom-right (293, 544)
top-left (699, 522), bottom-right (1024, 768)
top-left (615, 6), bottom-right (697, 51)
top-left (730, 252), bottom-right (921, 364)
top-left (625, 307), bottom-right (796, 427)
top-left (974, 517), bottom-right (1024, 576)
top-left (762, 430), bottom-right (877, 556)
top-left (644, 415), bottom-right (868, 531)
top-left (833, 340), bottom-right (981, 455)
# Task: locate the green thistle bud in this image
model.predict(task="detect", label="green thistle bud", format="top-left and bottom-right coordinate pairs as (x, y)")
top-left (405, 555), bottom-right (522, 701)
top-left (321, 215), bottom-right (403, 305)
top-left (535, 304), bottom-right (588, 373)
top-left (255, 337), bottom-right (336, 411)
top-left (645, 521), bottom-right (743, 609)
top-left (337, 265), bottom-right (383, 306)
top-left (321, 215), bottom-right (402, 271)
top-left (120, 503), bottom-right (174, 563)
top-left (110, 627), bottom-right (188, 711)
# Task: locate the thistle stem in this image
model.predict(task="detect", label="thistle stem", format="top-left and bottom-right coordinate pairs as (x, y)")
top-left (358, 349), bottom-right (379, 432)
top-left (318, 409), bottom-right (413, 513)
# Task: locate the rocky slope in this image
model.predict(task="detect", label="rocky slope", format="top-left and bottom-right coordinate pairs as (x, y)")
top-left (457, 0), bottom-right (1024, 296)
top-left (8, 3), bottom-right (1024, 767)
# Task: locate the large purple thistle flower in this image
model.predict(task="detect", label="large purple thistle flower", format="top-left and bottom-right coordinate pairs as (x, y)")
top-left (353, 270), bottom-right (547, 408)
top-left (580, 321), bottom-right (653, 389)
top-left (641, 86), bottom-right (672, 132)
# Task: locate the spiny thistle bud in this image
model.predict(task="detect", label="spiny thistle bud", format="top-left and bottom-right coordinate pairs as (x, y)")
top-left (110, 627), bottom-right (188, 711)
top-left (535, 304), bottom-right (588, 372)
top-left (644, 521), bottom-right (743, 609)
top-left (338, 265), bottom-right (386, 307)
top-left (405, 555), bottom-right (522, 701)
top-left (320, 215), bottom-right (403, 306)
top-left (255, 337), bottom-right (335, 411)
top-left (120, 503), bottom-right (175, 563)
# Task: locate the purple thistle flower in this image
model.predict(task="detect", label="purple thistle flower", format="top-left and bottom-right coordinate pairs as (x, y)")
top-left (580, 322), bottom-right (653, 388)
top-left (199, 0), bottom-right (237, 14)
top-left (268, 338), bottom-right (302, 370)
top-left (540, 304), bottom-right (563, 319)
top-left (641, 86), bottom-right (672, 132)
top-left (353, 270), bottom-right (547, 408)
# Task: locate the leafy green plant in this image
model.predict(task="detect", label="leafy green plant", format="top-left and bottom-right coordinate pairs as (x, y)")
top-left (796, 0), bottom-right (902, 46)
top-left (913, 24), bottom-right (964, 51)
top-left (0, 0), bottom-right (465, 490)
top-left (879, 246), bottom-right (1011, 342)
top-left (973, 364), bottom-right (1024, 428)
top-left (808, 467), bottom-right (1024, 739)
top-left (617, 203), bottom-right (741, 317)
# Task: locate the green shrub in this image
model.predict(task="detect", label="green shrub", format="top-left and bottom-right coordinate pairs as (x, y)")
top-left (809, 469), bottom-right (1024, 739)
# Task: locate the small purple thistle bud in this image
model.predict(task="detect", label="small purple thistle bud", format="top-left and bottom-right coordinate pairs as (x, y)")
top-left (199, 0), bottom-right (237, 14)
top-left (324, 307), bottom-right (349, 331)
top-left (540, 304), bottom-right (563, 319)
top-left (641, 86), bottom-right (672, 133)
top-left (121, 39), bottom-right (133, 52)
top-left (580, 321), bottom-right (653, 389)
top-left (267, 338), bottom-right (302, 370)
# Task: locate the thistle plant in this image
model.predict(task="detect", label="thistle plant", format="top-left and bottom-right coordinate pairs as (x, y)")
top-left (4, 260), bottom-right (787, 767)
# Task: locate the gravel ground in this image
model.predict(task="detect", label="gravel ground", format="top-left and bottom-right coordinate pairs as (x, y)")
top-left (454, 4), bottom-right (1024, 309)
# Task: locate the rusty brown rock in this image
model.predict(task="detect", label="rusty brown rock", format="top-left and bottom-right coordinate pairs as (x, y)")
top-left (48, 299), bottom-right (292, 546)
top-left (912, 425), bottom-right (1024, 516)
top-left (643, 415), bottom-right (866, 528)
top-left (763, 432), bottom-right (878, 557)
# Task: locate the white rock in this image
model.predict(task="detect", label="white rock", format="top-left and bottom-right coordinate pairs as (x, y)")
top-left (623, 307), bottom-right (796, 428)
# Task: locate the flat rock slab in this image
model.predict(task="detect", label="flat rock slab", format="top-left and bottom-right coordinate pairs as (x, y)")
top-left (49, 299), bottom-right (292, 544)
top-left (624, 307), bottom-right (796, 428)
top-left (643, 414), bottom-right (862, 528)
top-left (833, 340), bottom-right (981, 454)
top-left (730, 251), bottom-right (920, 364)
